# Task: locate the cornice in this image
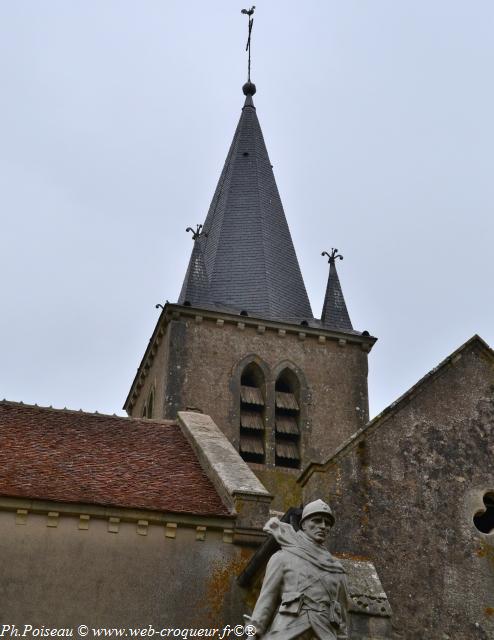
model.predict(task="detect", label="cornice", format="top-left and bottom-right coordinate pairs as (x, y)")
top-left (0, 496), bottom-right (233, 530)
top-left (124, 303), bottom-right (377, 412)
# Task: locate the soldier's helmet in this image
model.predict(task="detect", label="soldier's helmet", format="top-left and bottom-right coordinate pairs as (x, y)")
top-left (300, 499), bottom-right (335, 527)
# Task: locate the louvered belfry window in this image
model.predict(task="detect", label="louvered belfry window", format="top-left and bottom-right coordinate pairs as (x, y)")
top-left (239, 364), bottom-right (265, 464)
top-left (275, 371), bottom-right (301, 468)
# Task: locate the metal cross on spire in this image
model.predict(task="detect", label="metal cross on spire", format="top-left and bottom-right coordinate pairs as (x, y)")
top-left (241, 6), bottom-right (255, 82)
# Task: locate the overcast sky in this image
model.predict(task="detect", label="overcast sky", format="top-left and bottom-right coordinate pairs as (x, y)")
top-left (1, 1), bottom-right (492, 419)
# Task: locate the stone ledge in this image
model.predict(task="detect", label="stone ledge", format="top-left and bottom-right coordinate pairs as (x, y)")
top-left (124, 302), bottom-right (377, 412)
top-left (0, 496), bottom-right (232, 530)
top-left (178, 411), bottom-right (272, 534)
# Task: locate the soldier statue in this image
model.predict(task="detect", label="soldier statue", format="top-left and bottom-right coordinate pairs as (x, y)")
top-left (245, 499), bottom-right (349, 639)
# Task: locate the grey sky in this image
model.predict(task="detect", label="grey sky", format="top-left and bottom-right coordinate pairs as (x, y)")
top-left (1, 1), bottom-right (492, 418)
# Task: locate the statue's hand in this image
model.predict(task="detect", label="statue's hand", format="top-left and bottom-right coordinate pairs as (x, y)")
top-left (243, 614), bottom-right (261, 638)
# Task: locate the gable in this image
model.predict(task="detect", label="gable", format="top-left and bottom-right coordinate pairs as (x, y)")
top-left (300, 336), bottom-right (494, 637)
top-left (301, 334), bottom-right (494, 483)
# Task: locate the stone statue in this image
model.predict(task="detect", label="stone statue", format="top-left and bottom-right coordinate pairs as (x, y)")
top-left (245, 499), bottom-right (349, 639)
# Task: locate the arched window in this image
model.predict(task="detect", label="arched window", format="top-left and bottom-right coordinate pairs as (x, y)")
top-left (274, 369), bottom-right (301, 469)
top-left (239, 363), bottom-right (265, 464)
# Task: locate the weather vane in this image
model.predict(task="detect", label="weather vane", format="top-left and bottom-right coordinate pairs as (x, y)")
top-left (322, 248), bottom-right (344, 264)
top-left (186, 224), bottom-right (207, 241)
top-left (241, 6), bottom-right (255, 83)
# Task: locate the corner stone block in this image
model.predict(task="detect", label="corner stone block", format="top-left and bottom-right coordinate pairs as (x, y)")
top-left (196, 526), bottom-right (207, 541)
top-left (233, 493), bottom-right (272, 531)
top-left (16, 509), bottom-right (28, 525)
top-left (108, 517), bottom-right (120, 534)
top-left (137, 520), bottom-right (149, 536)
top-left (47, 512), bottom-right (59, 528)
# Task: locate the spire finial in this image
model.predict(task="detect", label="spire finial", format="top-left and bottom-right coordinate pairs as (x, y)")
top-left (186, 224), bottom-right (208, 241)
top-left (241, 6), bottom-right (256, 93)
top-left (322, 248), bottom-right (343, 265)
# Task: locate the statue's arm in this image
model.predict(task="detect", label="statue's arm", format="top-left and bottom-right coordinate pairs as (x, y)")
top-left (249, 552), bottom-right (284, 636)
top-left (336, 575), bottom-right (350, 640)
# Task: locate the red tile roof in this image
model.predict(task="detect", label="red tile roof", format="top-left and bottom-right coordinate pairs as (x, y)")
top-left (0, 401), bottom-right (231, 518)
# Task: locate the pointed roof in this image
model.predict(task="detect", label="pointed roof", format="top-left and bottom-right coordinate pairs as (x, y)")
top-left (320, 250), bottom-right (353, 332)
top-left (178, 83), bottom-right (313, 323)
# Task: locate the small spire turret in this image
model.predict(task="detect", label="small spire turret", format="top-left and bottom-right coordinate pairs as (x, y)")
top-left (320, 249), bottom-right (353, 332)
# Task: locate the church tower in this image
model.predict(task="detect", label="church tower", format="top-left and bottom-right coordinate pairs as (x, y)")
top-left (124, 78), bottom-right (376, 508)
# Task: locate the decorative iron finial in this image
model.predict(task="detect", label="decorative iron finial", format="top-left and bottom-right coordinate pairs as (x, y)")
top-left (241, 6), bottom-right (255, 84)
top-left (322, 248), bottom-right (344, 265)
top-left (186, 224), bottom-right (207, 241)
top-left (155, 303), bottom-right (165, 310)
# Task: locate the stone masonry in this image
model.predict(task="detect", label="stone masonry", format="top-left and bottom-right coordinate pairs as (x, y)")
top-left (301, 336), bottom-right (494, 639)
top-left (125, 304), bottom-right (374, 510)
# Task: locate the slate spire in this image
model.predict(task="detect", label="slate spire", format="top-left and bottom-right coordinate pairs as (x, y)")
top-left (321, 249), bottom-right (353, 332)
top-left (178, 84), bottom-right (313, 323)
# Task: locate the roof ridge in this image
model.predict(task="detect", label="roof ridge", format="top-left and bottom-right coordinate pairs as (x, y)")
top-left (0, 399), bottom-right (176, 426)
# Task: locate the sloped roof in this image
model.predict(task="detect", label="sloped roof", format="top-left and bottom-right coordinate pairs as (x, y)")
top-left (321, 258), bottom-right (353, 332)
top-left (299, 334), bottom-right (494, 485)
top-left (0, 401), bottom-right (230, 517)
top-left (178, 86), bottom-right (313, 323)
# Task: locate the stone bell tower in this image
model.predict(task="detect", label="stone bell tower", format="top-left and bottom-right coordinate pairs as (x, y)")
top-left (124, 80), bottom-right (376, 508)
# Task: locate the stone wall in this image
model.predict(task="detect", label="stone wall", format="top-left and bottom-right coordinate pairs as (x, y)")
top-left (302, 339), bottom-right (494, 639)
top-left (0, 503), bottom-right (250, 628)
